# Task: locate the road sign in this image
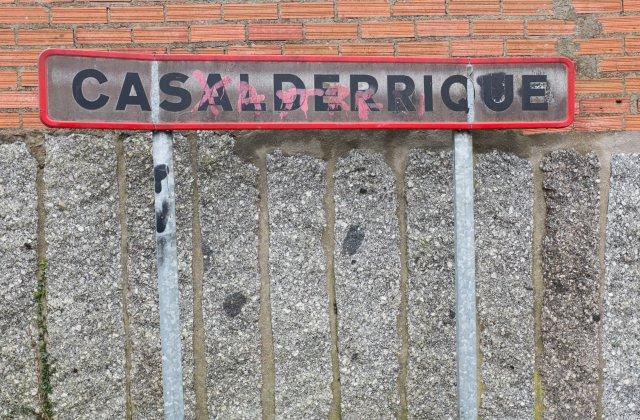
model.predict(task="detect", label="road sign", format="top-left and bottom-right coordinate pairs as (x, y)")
top-left (39, 49), bottom-right (574, 130)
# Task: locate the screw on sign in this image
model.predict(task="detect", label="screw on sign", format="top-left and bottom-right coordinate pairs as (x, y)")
top-left (39, 49), bottom-right (574, 419)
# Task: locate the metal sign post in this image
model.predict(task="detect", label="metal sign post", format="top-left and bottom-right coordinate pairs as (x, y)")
top-left (453, 67), bottom-right (478, 420)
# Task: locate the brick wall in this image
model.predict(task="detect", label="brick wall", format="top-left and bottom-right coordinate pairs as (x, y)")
top-left (0, 0), bottom-right (639, 132)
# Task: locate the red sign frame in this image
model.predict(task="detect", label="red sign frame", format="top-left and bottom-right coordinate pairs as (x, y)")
top-left (39, 49), bottom-right (575, 130)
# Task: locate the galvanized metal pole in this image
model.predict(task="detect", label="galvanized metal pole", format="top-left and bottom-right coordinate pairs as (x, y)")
top-left (453, 64), bottom-right (478, 420)
top-left (151, 59), bottom-right (185, 420)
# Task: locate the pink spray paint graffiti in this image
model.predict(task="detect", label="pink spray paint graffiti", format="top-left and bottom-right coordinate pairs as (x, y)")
top-left (275, 87), bottom-right (324, 119)
top-left (192, 70), bottom-right (232, 117)
top-left (355, 88), bottom-right (383, 120)
top-left (237, 80), bottom-right (266, 114)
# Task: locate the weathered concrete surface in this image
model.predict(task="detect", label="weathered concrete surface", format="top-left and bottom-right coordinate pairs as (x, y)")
top-left (0, 141), bottom-right (38, 417)
top-left (334, 150), bottom-right (400, 418)
top-left (199, 133), bottom-right (262, 417)
top-left (540, 150), bottom-right (601, 419)
top-left (475, 151), bottom-right (534, 418)
top-left (405, 150), bottom-right (456, 418)
top-left (45, 134), bottom-right (126, 417)
top-left (268, 151), bottom-right (332, 418)
top-left (603, 154), bottom-right (640, 418)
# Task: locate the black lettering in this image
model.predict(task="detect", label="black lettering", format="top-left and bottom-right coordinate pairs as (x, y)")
top-left (274, 74), bottom-right (305, 111)
top-left (198, 74), bottom-right (232, 112)
top-left (441, 75), bottom-right (469, 113)
top-left (239, 74), bottom-right (266, 111)
top-left (387, 75), bottom-right (416, 112)
top-left (116, 72), bottom-right (150, 111)
top-left (72, 69), bottom-right (109, 110)
top-left (160, 72), bottom-right (191, 112)
top-left (477, 72), bottom-right (513, 112)
top-left (350, 74), bottom-right (379, 112)
top-left (314, 74), bottom-right (339, 111)
top-left (522, 75), bottom-right (548, 111)
top-left (424, 76), bottom-right (433, 112)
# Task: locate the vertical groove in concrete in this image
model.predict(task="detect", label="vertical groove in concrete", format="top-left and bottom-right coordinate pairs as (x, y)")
top-left (188, 134), bottom-right (208, 420)
top-left (405, 149), bottom-right (456, 418)
top-left (199, 134), bottom-right (263, 418)
top-left (595, 150), bottom-right (611, 420)
top-left (392, 149), bottom-right (410, 420)
top-left (322, 154), bottom-right (343, 420)
top-left (475, 151), bottom-right (534, 418)
top-left (603, 154), bottom-right (640, 419)
top-left (45, 134), bottom-right (125, 418)
top-left (257, 150), bottom-right (276, 420)
top-left (115, 137), bottom-right (134, 420)
top-left (540, 149), bottom-right (601, 419)
top-left (334, 150), bottom-right (401, 418)
top-left (268, 151), bottom-right (333, 418)
top-left (530, 152), bottom-right (546, 420)
top-left (0, 141), bottom-right (39, 418)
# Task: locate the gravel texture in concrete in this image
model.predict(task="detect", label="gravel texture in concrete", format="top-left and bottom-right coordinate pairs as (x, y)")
top-left (268, 150), bottom-right (332, 418)
top-left (540, 149), bottom-right (601, 419)
top-left (475, 151), bottom-right (534, 418)
top-left (334, 150), bottom-right (401, 418)
top-left (603, 154), bottom-right (640, 418)
top-left (0, 141), bottom-right (38, 418)
top-left (405, 150), bottom-right (456, 418)
top-left (199, 133), bottom-right (262, 417)
top-left (45, 134), bottom-right (126, 417)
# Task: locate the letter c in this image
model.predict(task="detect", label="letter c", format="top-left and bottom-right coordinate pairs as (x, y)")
top-left (72, 69), bottom-right (109, 110)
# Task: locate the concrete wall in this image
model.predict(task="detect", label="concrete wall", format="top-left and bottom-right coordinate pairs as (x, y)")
top-left (1, 129), bottom-right (639, 419)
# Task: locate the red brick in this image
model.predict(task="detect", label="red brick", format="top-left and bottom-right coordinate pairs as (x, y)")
top-left (572, 0), bottom-right (621, 13)
top-left (600, 57), bottom-right (640, 72)
top-left (0, 71), bottom-right (17, 90)
top-left (248, 24), bottom-right (302, 41)
top-left (18, 29), bottom-right (73, 45)
top-left (283, 44), bottom-right (339, 55)
top-left (392, 0), bottom-right (445, 16)
top-left (0, 91), bottom-right (38, 109)
top-left (0, 29), bottom-right (14, 45)
top-left (110, 6), bottom-right (164, 23)
top-left (305, 23), bottom-right (357, 40)
top-left (0, 7), bottom-right (48, 24)
top-left (0, 112), bottom-right (20, 129)
top-left (416, 20), bottom-right (470, 36)
top-left (133, 27), bottom-right (189, 44)
top-left (575, 78), bottom-right (623, 94)
top-left (397, 41), bottom-right (449, 56)
top-left (227, 44), bottom-right (282, 55)
top-left (474, 20), bottom-right (524, 36)
top-left (503, 0), bottom-right (551, 15)
top-left (22, 112), bottom-right (44, 129)
top-left (574, 115), bottom-right (623, 131)
top-left (52, 7), bottom-right (107, 24)
top-left (626, 37), bottom-right (640, 54)
top-left (624, 0), bottom-right (640, 11)
top-left (337, 0), bottom-right (390, 18)
top-left (77, 28), bottom-right (131, 45)
top-left (626, 77), bottom-right (640, 92)
top-left (191, 24), bottom-right (245, 42)
top-left (507, 39), bottom-right (556, 55)
top-left (627, 115), bottom-right (640, 130)
top-left (527, 20), bottom-right (575, 36)
top-left (576, 38), bottom-right (623, 55)
top-left (224, 3), bottom-right (278, 20)
top-left (110, 47), bottom-right (166, 54)
top-left (448, 0), bottom-right (500, 15)
top-left (580, 97), bottom-right (629, 114)
top-left (361, 22), bottom-right (415, 39)
top-left (281, 2), bottom-right (334, 19)
top-left (21, 71), bottom-right (38, 87)
top-left (166, 4), bottom-right (221, 22)
top-left (340, 43), bottom-right (394, 55)
top-left (0, 50), bottom-right (40, 66)
top-left (192, 48), bottom-right (225, 55)
top-left (451, 39), bottom-right (503, 57)
top-left (600, 17), bottom-right (640, 34)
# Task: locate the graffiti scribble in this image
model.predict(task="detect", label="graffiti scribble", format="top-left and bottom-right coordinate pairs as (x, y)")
top-left (355, 88), bottom-right (383, 120)
top-left (192, 70), bottom-right (232, 116)
top-left (237, 80), bottom-right (266, 114)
